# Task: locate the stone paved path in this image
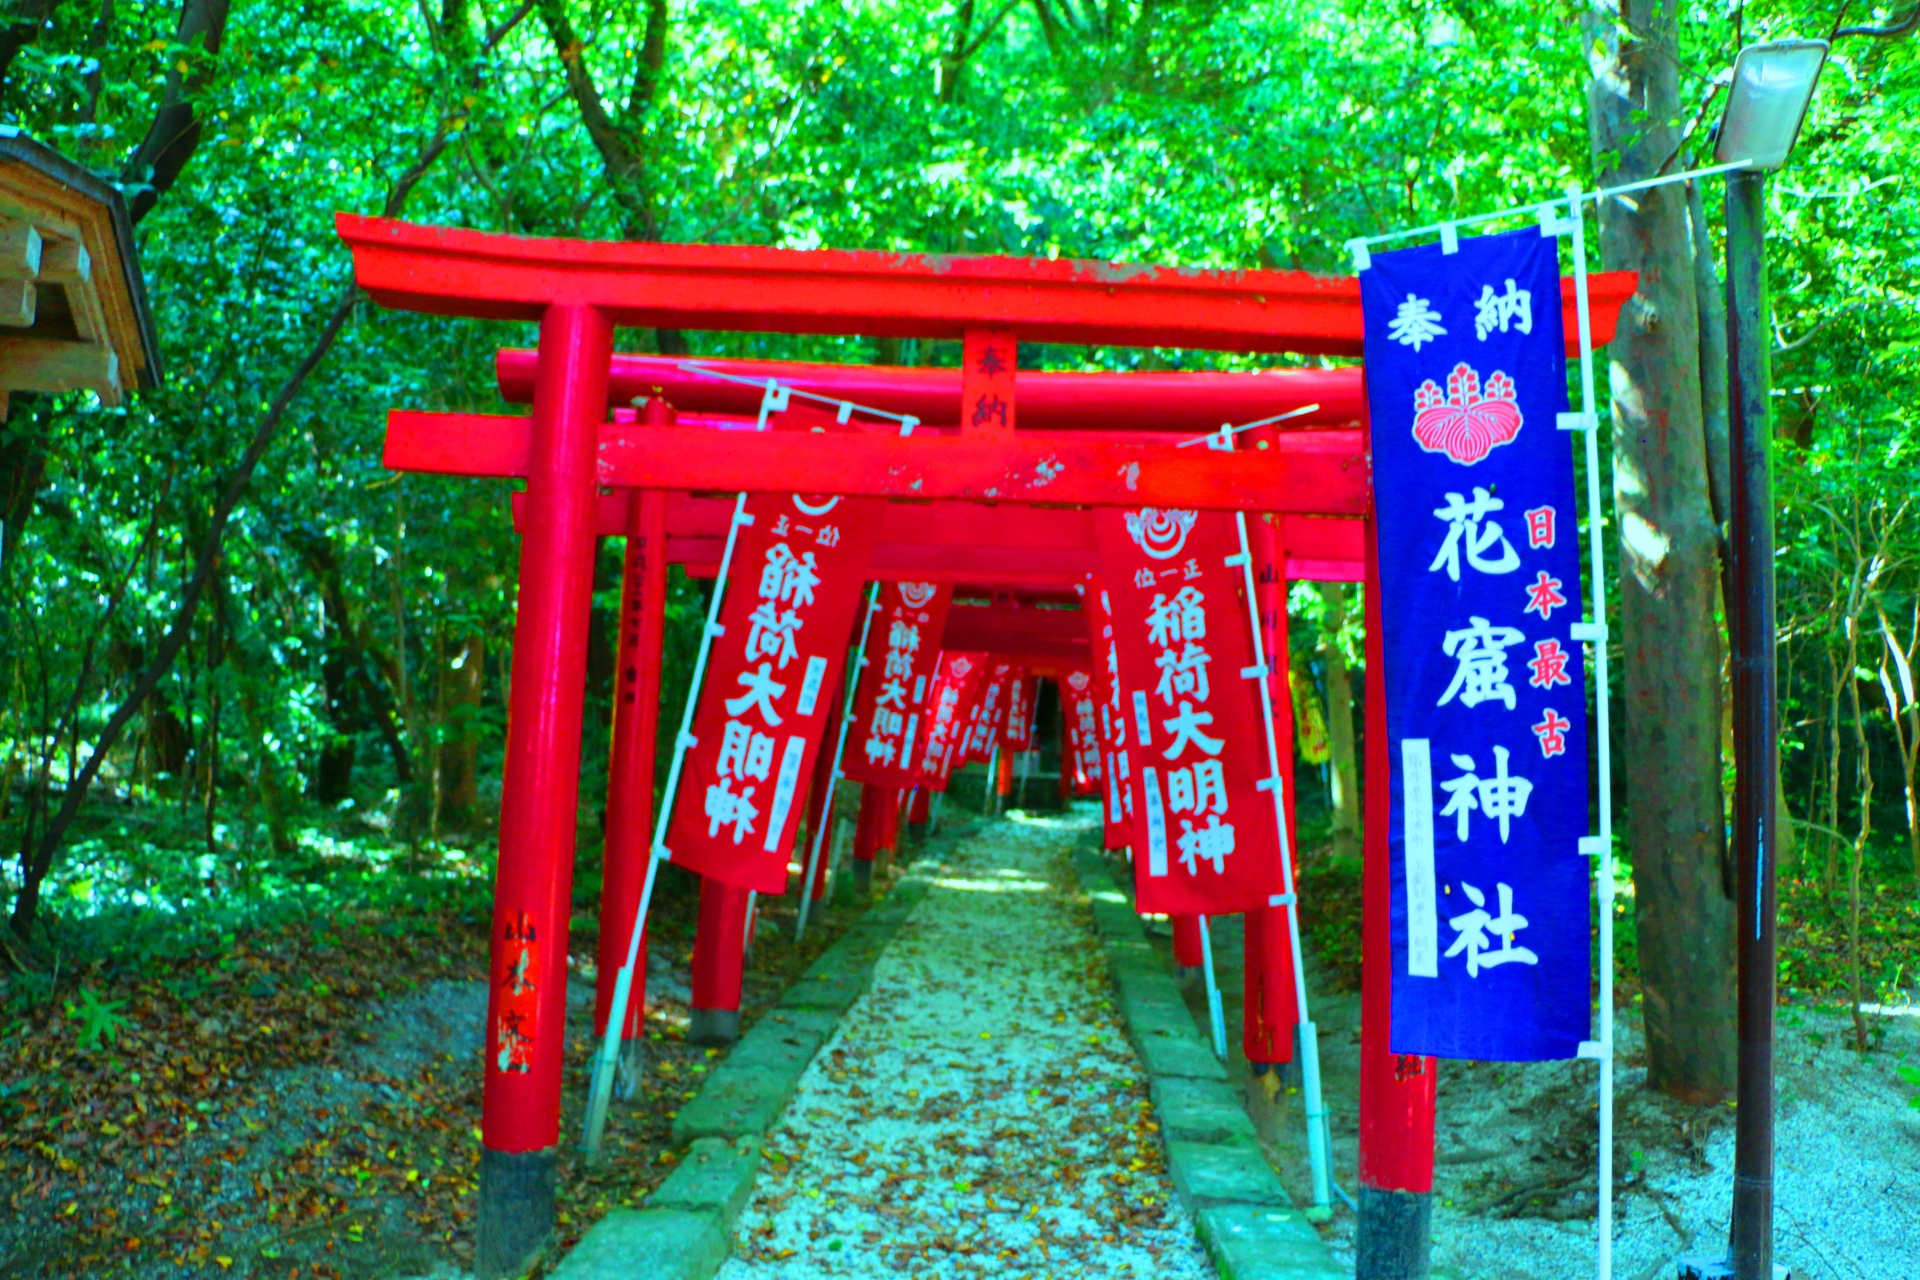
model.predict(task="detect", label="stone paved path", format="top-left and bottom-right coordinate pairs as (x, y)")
top-left (718, 812), bottom-right (1216, 1278)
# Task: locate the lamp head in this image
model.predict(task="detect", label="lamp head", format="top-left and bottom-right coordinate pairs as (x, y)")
top-left (1716, 40), bottom-right (1830, 171)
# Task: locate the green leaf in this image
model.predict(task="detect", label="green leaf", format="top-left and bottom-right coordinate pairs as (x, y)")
top-left (65, 988), bottom-right (132, 1051)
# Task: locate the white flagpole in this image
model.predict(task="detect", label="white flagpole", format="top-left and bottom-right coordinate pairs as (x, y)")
top-left (1197, 914), bottom-right (1229, 1061)
top-left (985, 742), bottom-right (1001, 814)
top-left (1222, 448), bottom-right (1334, 1217)
top-left (582, 491), bottom-right (756, 1159)
top-left (1562, 183), bottom-right (1616, 1280)
top-left (797, 584), bottom-right (881, 941)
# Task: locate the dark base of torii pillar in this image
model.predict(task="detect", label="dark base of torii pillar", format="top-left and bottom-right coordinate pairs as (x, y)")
top-left (476, 1152), bottom-right (557, 1280)
top-left (905, 786), bottom-right (931, 849)
top-left (689, 877), bottom-right (749, 1048)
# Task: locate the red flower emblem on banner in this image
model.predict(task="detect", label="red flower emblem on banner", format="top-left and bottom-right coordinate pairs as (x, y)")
top-left (1411, 363), bottom-right (1524, 465)
top-left (1123, 507), bottom-right (1199, 561)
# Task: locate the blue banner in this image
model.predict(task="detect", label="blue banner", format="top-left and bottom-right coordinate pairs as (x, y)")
top-left (1361, 228), bottom-right (1591, 1061)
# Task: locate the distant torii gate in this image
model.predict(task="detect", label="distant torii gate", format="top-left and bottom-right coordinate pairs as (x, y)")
top-left (339, 212), bottom-right (1630, 1279)
top-left (474, 384), bottom-right (1365, 1063)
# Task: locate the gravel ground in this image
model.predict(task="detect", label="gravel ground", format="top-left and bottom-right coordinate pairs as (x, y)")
top-left (1422, 1004), bottom-right (1920, 1280)
top-left (1291, 958), bottom-right (1920, 1279)
top-left (719, 811), bottom-right (1216, 1279)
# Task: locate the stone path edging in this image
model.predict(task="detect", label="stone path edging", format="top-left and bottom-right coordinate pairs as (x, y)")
top-left (1071, 848), bottom-right (1347, 1280)
top-left (548, 871), bottom-right (935, 1280)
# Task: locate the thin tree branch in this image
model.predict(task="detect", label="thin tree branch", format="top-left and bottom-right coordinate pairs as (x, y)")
top-left (1833, 4), bottom-right (1919, 40)
top-left (121, 0), bottom-right (232, 224)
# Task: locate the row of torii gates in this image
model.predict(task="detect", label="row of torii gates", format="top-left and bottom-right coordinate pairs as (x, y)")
top-left (339, 214), bottom-right (1630, 1279)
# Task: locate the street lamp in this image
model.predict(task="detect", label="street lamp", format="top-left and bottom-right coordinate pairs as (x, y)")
top-left (1715, 41), bottom-right (1830, 171)
top-left (1694, 36), bottom-right (1827, 1280)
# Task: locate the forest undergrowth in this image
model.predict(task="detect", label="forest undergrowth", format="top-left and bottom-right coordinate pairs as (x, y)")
top-left (0, 797), bottom-right (872, 1279)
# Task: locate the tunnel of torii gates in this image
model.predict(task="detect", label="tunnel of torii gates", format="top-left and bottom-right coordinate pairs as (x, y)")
top-left (339, 212), bottom-right (1632, 1273)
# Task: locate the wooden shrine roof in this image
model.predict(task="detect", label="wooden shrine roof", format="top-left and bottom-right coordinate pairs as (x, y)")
top-left (0, 130), bottom-right (160, 407)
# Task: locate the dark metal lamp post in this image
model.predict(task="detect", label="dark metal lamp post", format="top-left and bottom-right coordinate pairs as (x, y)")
top-left (1684, 37), bottom-right (1829, 1280)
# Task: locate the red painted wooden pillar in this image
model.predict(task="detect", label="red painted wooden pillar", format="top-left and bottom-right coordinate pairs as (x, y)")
top-left (1172, 915), bottom-right (1204, 969)
top-left (995, 749), bottom-right (1013, 797)
top-left (689, 876), bottom-right (751, 1046)
top-left (908, 787), bottom-right (931, 824)
top-left (853, 786), bottom-right (882, 863)
top-left (1356, 513), bottom-right (1436, 1278)
top-left (1245, 517), bottom-right (1301, 1067)
top-left (594, 490), bottom-right (667, 1047)
top-left (477, 303), bottom-right (612, 1278)
top-left (882, 788), bottom-right (904, 852)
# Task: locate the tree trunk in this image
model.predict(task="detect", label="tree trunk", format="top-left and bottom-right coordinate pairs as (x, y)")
top-left (1586, 0), bottom-right (1736, 1102)
top-left (1317, 582), bottom-right (1360, 860)
top-left (121, 0), bottom-right (231, 223)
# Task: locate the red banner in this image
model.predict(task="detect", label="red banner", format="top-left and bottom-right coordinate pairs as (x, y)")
top-left (913, 651), bottom-right (987, 790)
top-left (1002, 670), bottom-right (1038, 750)
top-left (1083, 580), bottom-right (1135, 851)
top-left (1061, 668), bottom-right (1102, 794)
top-left (666, 494), bottom-right (881, 892)
top-left (842, 582), bottom-right (953, 789)
top-left (961, 659), bottom-right (1016, 764)
top-left (1096, 506), bottom-right (1284, 916)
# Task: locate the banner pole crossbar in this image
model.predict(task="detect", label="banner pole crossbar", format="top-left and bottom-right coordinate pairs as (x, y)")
top-left (677, 361), bottom-right (922, 436)
top-left (1343, 159), bottom-right (1755, 267)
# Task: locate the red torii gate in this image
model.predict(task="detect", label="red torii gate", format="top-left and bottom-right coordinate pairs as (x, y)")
top-left (469, 364), bottom-right (1372, 1057)
top-left (485, 423), bottom-right (1364, 1057)
top-left (338, 212), bottom-right (1631, 1278)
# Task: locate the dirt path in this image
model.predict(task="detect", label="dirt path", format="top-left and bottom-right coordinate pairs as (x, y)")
top-left (720, 813), bottom-right (1215, 1279)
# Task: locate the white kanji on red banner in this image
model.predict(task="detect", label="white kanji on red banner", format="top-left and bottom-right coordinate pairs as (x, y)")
top-left (1097, 507), bottom-right (1285, 916)
top-left (1081, 579), bottom-right (1135, 849)
top-left (961, 660), bottom-right (1016, 765)
top-left (843, 583), bottom-right (953, 789)
top-left (914, 651), bottom-right (989, 790)
top-left (1001, 669), bottom-right (1038, 751)
top-left (666, 495), bottom-right (881, 892)
top-left (1062, 667), bottom-right (1103, 794)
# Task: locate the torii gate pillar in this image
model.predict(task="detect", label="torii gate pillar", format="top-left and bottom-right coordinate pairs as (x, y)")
top-left (1244, 517), bottom-right (1301, 1072)
top-left (594, 491), bottom-right (669, 1052)
top-left (477, 304), bottom-right (613, 1279)
top-left (1356, 514), bottom-right (1437, 1276)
